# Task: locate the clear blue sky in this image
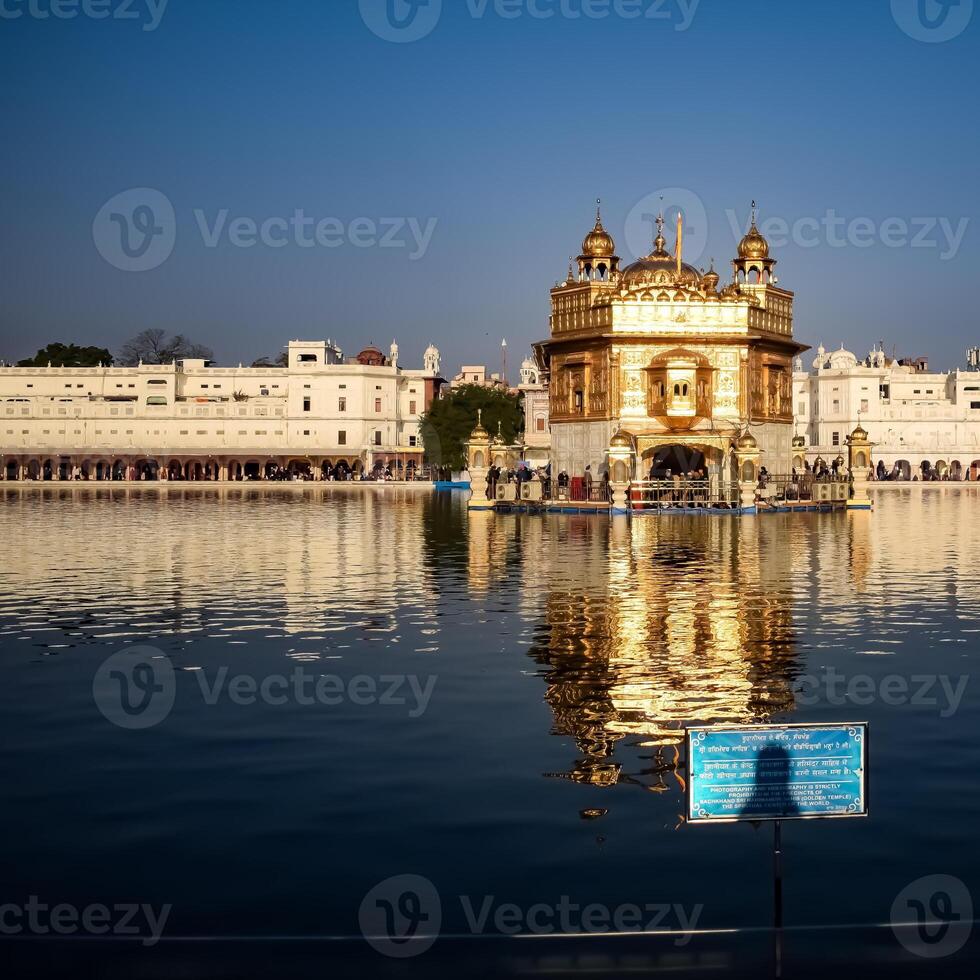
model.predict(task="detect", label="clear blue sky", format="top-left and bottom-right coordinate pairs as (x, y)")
top-left (0, 0), bottom-right (977, 373)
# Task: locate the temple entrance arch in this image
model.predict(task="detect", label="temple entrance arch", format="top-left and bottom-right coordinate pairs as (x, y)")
top-left (641, 444), bottom-right (707, 479)
top-left (5, 459), bottom-right (19, 480)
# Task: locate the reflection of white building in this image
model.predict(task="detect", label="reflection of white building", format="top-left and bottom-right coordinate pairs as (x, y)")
top-left (519, 354), bottom-right (550, 467)
top-left (794, 345), bottom-right (980, 478)
top-left (0, 340), bottom-right (445, 481)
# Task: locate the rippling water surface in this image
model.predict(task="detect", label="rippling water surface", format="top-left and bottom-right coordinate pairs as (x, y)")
top-left (2, 485), bottom-right (979, 977)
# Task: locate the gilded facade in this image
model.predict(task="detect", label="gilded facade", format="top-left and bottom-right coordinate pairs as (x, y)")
top-left (537, 203), bottom-right (807, 479)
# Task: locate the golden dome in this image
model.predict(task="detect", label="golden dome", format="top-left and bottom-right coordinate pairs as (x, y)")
top-left (469, 409), bottom-right (490, 442)
top-left (609, 429), bottom-right (632, 449)
top-left (621, 213), bottom-right (701, 288)
top-left (581, 204), bottom-right (616, 258)
top-left (702, 263), bottom-right (720, 292)
top-left (851, 423), bottom-right (869, 442)
top-left (622, 255), bottom-right (702, 288)
top-left (735, 430), bottom-right (758, 451)
top-left (582, 223), bottom-right (615, 258)
top-left (738, 221), bottom-right (770, 260)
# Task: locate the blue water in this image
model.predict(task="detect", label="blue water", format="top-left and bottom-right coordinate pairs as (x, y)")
top-left (1, 485), bottom-right (978, 977)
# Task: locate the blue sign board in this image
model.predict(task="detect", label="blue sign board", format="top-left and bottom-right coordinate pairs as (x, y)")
top-left (686, 723), bottom-right (868, 823)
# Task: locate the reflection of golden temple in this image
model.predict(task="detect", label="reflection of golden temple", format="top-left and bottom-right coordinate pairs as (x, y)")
top-left (490, 515), bottom-right (800, 793)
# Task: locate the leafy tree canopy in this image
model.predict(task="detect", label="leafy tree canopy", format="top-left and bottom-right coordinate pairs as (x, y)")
top-left (420, 384), bottom-right (523, 472)
top-left (117, 329), bottom-right (214, 367)
top-left (17, 343), bottom-right (113, 367)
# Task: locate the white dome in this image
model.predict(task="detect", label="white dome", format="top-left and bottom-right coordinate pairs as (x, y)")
top-left (829, 346), bottom-right (857, 369)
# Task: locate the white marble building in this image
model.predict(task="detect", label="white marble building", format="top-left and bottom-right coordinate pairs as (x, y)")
top-left (518, 354), bottom-right (550, 468)
top-left (793, 344), bottom-right (980, 479)
top-left (0, 340), bottom-right (444, 481)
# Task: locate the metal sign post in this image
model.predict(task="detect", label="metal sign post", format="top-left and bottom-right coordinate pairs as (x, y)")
top-left (684, 723), bottom-right (869, 978)
top-left (773, 820), bottom-right (783, 978)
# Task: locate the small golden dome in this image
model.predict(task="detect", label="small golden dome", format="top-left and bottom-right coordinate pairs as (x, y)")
top-left (851, 423), bottom-right (869, 441)
top-left (609, 429), bottom-right (632, 449)
top-left (703, 263), bottom-right (720, 291)
top-left (738, 221), bottom-right (770, 260)
top-left (581, 205), bottom-right (616, 258)
top-left (469, 409), bottom-right (490, 441)
top-left (736, 430), bottom-right (758, 451)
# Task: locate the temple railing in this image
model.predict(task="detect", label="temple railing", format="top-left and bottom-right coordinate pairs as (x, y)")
top-left (758, 473), bottom-right (850, 504)
top-left (629, 479), bottom-right (740, 510)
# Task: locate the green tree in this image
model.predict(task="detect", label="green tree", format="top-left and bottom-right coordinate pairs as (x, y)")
top-left (420, 384), bottom-right (523, 473)
top-left (17, 343), bottom-right (113, 367)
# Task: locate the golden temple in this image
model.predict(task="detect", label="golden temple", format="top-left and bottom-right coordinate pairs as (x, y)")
top-left (535, 201), bottom-right (809, 481)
